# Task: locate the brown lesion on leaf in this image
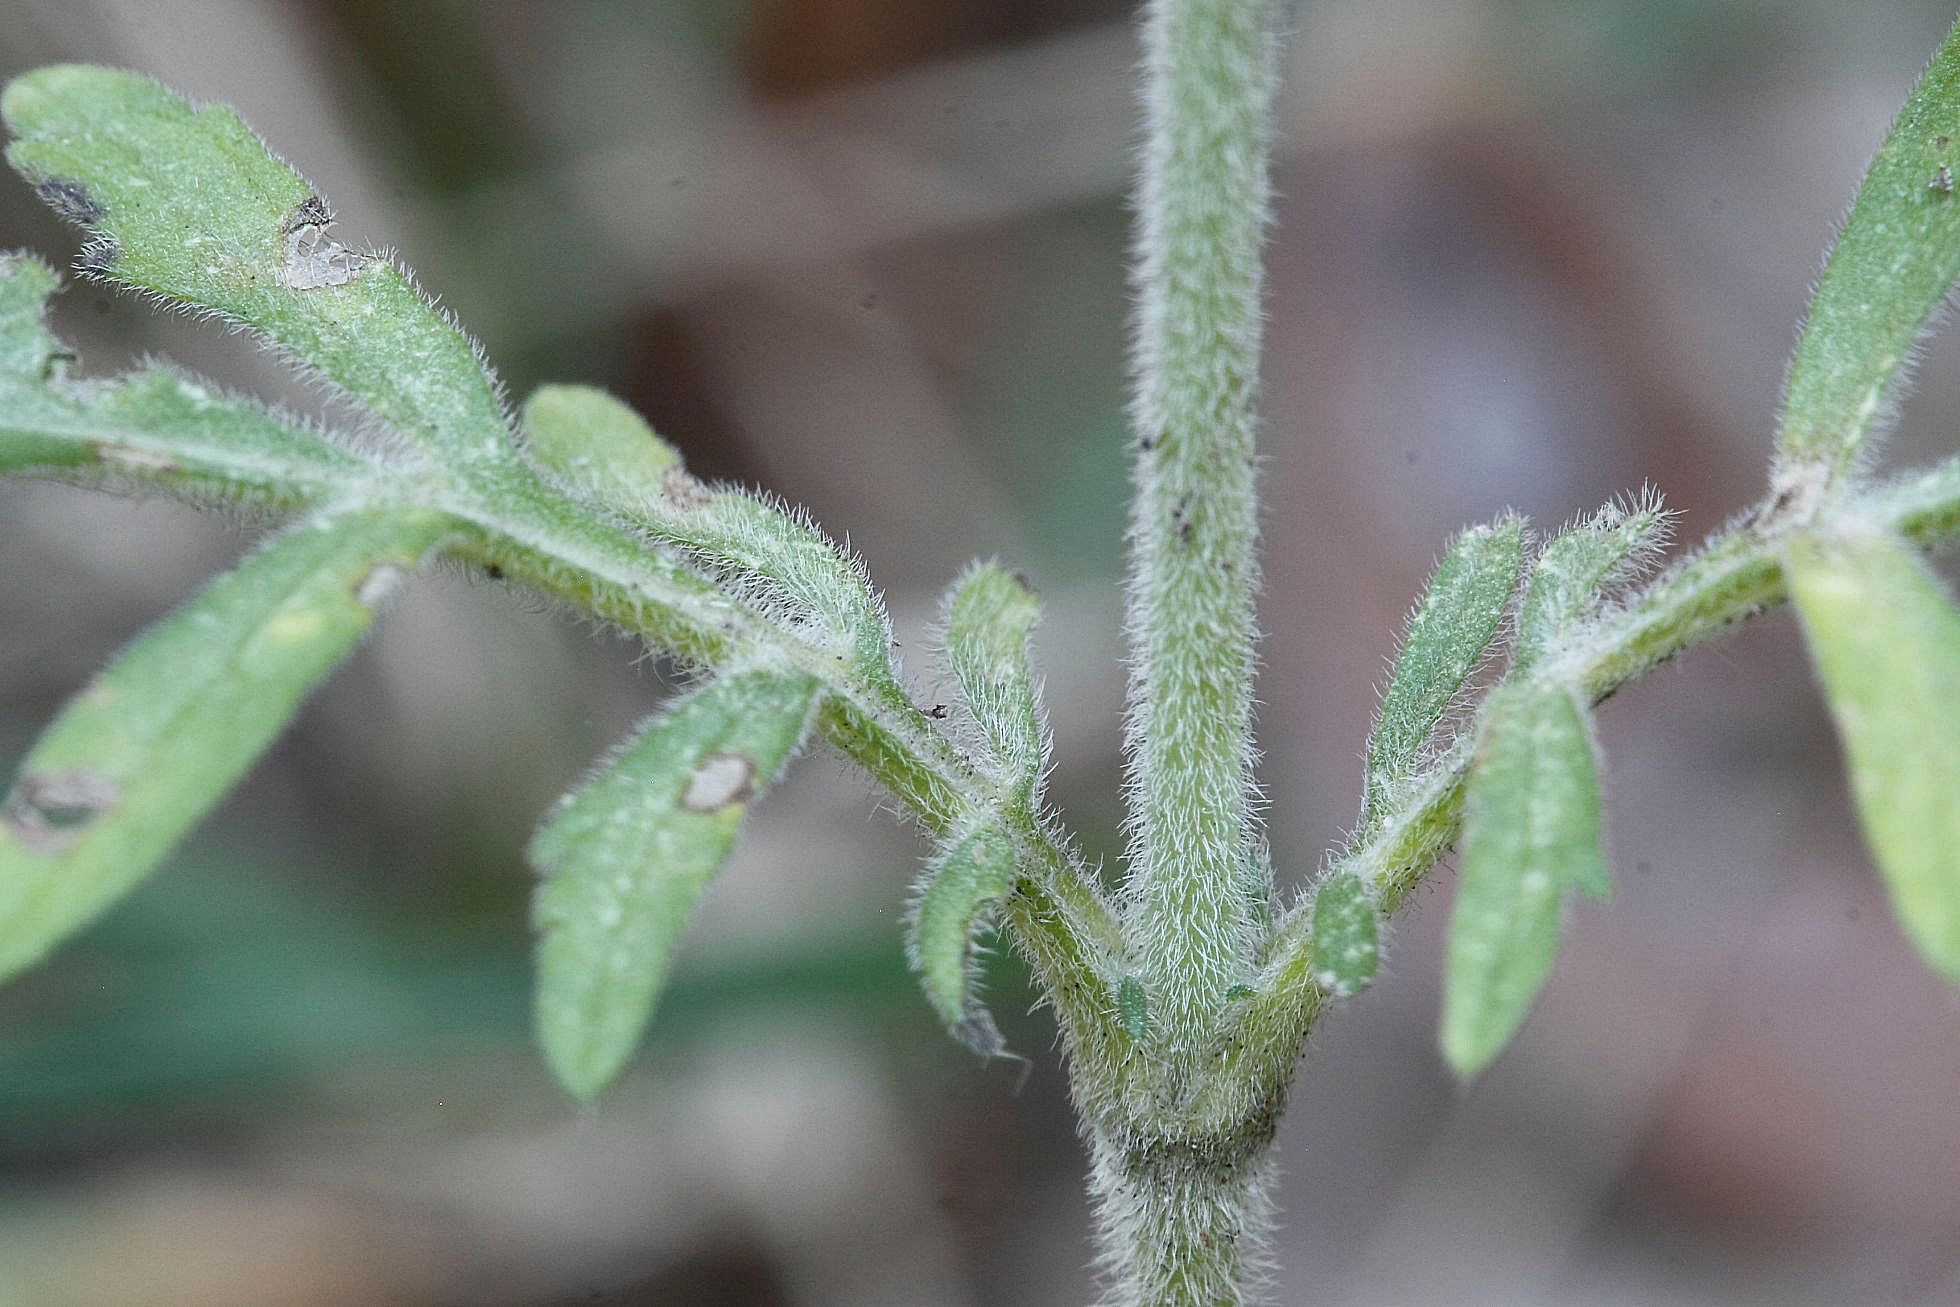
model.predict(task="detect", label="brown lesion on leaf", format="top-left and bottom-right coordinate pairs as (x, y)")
top-left (681, 753), bottom-right (756, 812)
top-left (2, 769), bottom-right (121, 851)
top-left (77, 237), bottom-right (120, 276)
top-left (40, 349), bottom-right (78, 383)
top-left (278, 194), bottom-right (372, 291)
top-left (95, 443), bottom-right (179, 473)
top-left (660, 465), bottom-right (715, 510)
top-left (1753, 458), bottom-right (1833, 540)
top-left (282, 195), bottom-right (334, 234)
top-left (35, 178), bottom-right (103, 225)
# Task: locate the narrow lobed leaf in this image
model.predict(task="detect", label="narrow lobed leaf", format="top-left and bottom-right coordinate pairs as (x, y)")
top-left (0, 507), bottom-right (446, 982)
top-left (530, 667), bottom-right (821, 1099)
top-left (944, 563), bottom-right (1046, 804)
top-left (1786, 530), bottom-right (1960, 982)
top-left (1365, 516), bottom-right (1524, 820)
top-left (1441, 680), bottom-right (1608, 1076)
top-left (1778, 15), bottom-right (1960, 483)
top-left (612, 469), bottom-right (888, 659)
top-left (3, 65), bottom-right (509, 467)
top-left (1309, 869), bottom-right (1380, 998)
top-left (1516, 494), bottom-right (1671, 669)
top-left (0, 253), bottom-right (366, 504)
top-left (521, 384), bottom-right (682, 509)
top-left (906, 821), bottom-right (1019, 1056)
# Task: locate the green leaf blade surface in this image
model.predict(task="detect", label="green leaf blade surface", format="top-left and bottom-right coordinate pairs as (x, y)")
top-left (945, 564), bottom-right (1045, 803)
top-left (598, 459), bottom-right (886, 659)
top-left (1366, 517), bottom-right (1523, 818)
top-left (4, 65), bottom-right (508, 466)
top-left (1117, 973), bottom-right (1152, 1041)
top-left (1309, 870), bottom-right (1380, 998)
top-left (0, 507), bottom-right (446, 982)
top-left (906, 821), bottom-right (1018, 1056)
top-left (531, 668), bottom-right (821, 1099)
top-left (1517, 497), bottom-right (1671, 668)
top-left (1787, 530), bottom-right (1960, 981)
top-left (1441, 681), bottom-right (1607, 1076)
top-left (521, 384), bottom-right (681, 508)
top-left (1778, 17), bottom-right (1960, 479)
top-left (0, 255), bottom-right (366, 503)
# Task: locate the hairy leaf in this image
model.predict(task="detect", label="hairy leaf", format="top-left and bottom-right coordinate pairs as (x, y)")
top-left (1310, 870), bottom-right (1380, 998)
top-left (906, 821), bottom-right (1018, 1056)
top-left (1442, 681), bottom-right (1607, 1076)
top-left (1365, 516), bottom-right (1523, 819)
top-left (531, 668), bottom-right (820, 1099)
top-left (1117, 974), bottom-right (1152, 1041)
top-left (1517, 496), bottom-right (1671, 668)
top-left (613, 472), bottom-right (887, 656)
top-left (0, 508), bottom-right (445, 982)
top-left (522, 384), bottom-right (681, 509)
top-left (1779, 15), bottom-right (1960, 480)
top-left (4, 65), bottom-right (507, 467)
top-left (1787, 530), bottom-right (1960, 982)
top-left (0, 254), bottom-right (364, 503)
top-left (945, 564), bottom-right (1045, 803)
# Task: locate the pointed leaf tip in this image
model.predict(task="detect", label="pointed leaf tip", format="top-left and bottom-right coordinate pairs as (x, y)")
top-left (1441, 680), bottom-right (1607, 1076)
top-left (945, 563), bottom-right (1045, 803)
top-left (1517, 496), bottom-right (1671, 668)
top-left (1787, 530), bottom-right (1960, 983)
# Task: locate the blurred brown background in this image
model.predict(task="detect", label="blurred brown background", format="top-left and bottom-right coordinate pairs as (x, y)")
top-left (3, 1), bottom-right (1960, 1303)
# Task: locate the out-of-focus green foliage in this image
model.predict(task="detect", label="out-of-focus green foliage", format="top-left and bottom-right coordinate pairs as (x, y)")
top-left (1788, 530), bottom-right (1960, 982)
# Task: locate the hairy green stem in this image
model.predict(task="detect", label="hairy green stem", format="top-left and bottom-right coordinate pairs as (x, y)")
top-left (1122, 0), bottom-right (1277, 1050)
top-left (432, 473), bottom-right (1132, 1056)
top-left (1088, 1119), bottom-right (1280, 1307)
top-left (1221, 455), bottom-right (1960, 1119)
top-left (1109, 0), bottom-right (1282, 1299)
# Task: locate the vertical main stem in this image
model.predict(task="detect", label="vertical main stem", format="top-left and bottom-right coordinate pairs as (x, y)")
top-left (1123, 0), bottom-right (1280, 1046)
top-left (1102, 1), bottom-right (1284, 1300)
top-left (1089, 1121), bottom-right (1281, 1306)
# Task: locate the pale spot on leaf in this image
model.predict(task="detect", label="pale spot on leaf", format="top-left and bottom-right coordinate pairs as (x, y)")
top-left (3, 770), bottom-right (121, 850)
top-left (682, 753), bottom-right (754, 812)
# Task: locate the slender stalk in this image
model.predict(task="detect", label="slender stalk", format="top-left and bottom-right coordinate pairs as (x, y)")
top-left (1102, 0), bottom-right (1285, 1301)
top-left (1123, 0), bottom-right (1279, 1048)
